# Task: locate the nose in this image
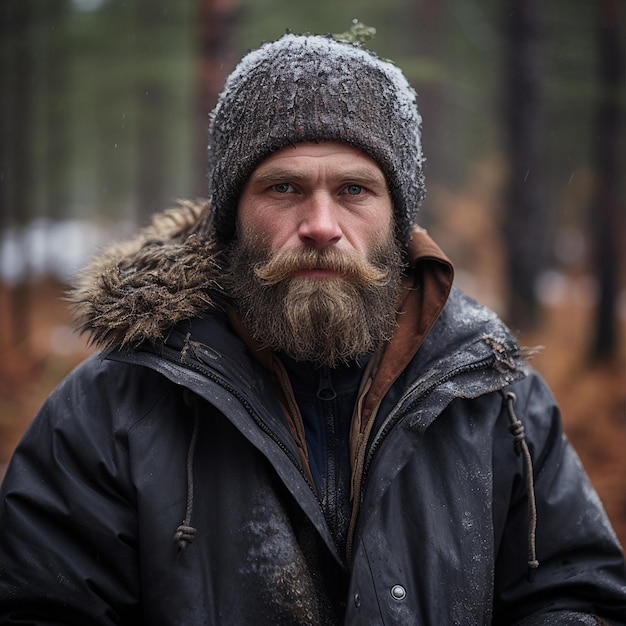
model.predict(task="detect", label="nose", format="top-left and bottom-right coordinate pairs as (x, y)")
top-left (298, 193), bottom-right (343, 248)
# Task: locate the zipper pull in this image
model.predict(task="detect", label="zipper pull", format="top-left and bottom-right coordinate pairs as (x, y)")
top-left (317, 366), bottom-right (337, 400)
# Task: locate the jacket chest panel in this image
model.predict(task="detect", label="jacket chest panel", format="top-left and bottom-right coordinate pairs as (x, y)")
top-left (347, 406), bottom-right (497, 624)
top-left (131, 406), bottom-right (347, 624)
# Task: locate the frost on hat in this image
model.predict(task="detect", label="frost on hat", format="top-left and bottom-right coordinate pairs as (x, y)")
top-left (207, 32), bottom-right (425, 245)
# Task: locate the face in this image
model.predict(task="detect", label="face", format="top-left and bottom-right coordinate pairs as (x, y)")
top-left (237, 141), bottom-right (394, 266)
top-left (226, 142), bottom-right (404, 367)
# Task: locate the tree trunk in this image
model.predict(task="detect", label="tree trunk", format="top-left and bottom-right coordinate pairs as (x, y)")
top-left (42, 0), bottom-right (70, 223)
top-left (501, 0), bottom-right (547, 331)
top-left (5, 0), bottom-right (35, 350)
top-left (589, 0), bottom-right (625, 361)
top-left (0, 2), bottom-right (12, 238)
top-left (193, 0), bottom-right (238, 197)
top-left (409, 0), bottom-right (441, 232)
top-left (133, 0), bottom-right (168, 225)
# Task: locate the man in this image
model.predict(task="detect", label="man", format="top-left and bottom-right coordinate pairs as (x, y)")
top-left (0, 32), bottom-right (624, 625)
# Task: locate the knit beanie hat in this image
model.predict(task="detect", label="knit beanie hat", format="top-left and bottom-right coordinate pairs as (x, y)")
top-left (207, 33), bottom-right (425, 245)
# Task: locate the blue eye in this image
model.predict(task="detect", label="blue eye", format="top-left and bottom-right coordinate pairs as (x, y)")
top-left (272, 183), bottom-right (292, 193)
top-left (346, 185), bottom-right (363, 195)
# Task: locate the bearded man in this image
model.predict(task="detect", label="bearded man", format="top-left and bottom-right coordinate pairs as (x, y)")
top-left (0, 33), bottom-right (624, 625)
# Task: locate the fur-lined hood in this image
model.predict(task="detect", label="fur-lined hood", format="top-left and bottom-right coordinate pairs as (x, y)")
top-left (70, 200), bottom-right (226, 350)
top-left (70, 199), bottom-right (455, 356)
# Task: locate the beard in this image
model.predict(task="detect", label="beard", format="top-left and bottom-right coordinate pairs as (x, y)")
top-left (224, 233), bottom-right (405, 367)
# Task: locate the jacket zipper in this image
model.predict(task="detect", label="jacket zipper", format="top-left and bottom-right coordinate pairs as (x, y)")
top-left (317, 366), bottom-right (341, 548)
top-left (316, 366), bottom-right (355, 555)
top-left (317, 365), bottom-right (337, 401)
top-left (345, 355), bottom-right (496, 565)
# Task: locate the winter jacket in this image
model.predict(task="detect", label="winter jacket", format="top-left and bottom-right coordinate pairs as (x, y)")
top-left (0, 202), bottom-right (624, 625)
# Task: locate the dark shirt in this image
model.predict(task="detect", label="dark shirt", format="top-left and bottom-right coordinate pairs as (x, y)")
top-left (279, 353), bottom-right (370, 554)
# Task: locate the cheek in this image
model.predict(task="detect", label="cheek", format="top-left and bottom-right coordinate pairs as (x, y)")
top-left (359, 214), bottom-right (394, 248)
top-left (239, 208), bottom-right (295, 249)
top-left (238, 202), bottom-right (271, 237)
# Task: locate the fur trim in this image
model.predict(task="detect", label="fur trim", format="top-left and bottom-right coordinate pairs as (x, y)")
top-left (69, 199), bottom-right (225, 350)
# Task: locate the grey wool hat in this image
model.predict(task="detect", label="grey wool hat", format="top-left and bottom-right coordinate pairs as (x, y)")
top-left (207, 33), bottom-right (425, 245)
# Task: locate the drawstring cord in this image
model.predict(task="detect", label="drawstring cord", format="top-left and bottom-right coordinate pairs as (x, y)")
top-left (173, 401), bottom-right (200, 551)
top-left (503, 390), bottom-right (539, 581)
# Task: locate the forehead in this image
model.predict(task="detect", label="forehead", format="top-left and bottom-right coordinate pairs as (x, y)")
top-left (250, 141), bottom-right (387, 181)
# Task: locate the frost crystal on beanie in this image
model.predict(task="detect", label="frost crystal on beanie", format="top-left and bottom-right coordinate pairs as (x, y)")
top-left (207, 33), bottom-right (425, 245)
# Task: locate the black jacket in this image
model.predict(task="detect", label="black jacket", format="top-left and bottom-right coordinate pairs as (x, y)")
top-left (0, 204), bottom-right (624, 624)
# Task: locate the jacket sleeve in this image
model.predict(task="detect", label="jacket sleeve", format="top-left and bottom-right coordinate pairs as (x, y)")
top-left (0, 358), bottom-right (142, 625)
top-left (492, 372), bottom-right (626, 626)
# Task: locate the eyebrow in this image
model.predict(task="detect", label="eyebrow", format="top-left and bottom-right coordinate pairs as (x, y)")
top-left (250, 168), bottom-right (307, 184)
top-left (250, 166), bottom-right (388, 188)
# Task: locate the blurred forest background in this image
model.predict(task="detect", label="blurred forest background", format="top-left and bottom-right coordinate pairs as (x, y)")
top-left (0, 0), bottom-right (625, 545)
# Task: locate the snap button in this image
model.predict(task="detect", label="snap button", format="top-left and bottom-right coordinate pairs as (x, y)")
top-left (390, 584), bottom-right (406, 601)
top-left (353, 592), bottom-right (361, 608)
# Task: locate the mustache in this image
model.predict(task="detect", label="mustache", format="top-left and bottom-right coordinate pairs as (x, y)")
top-left (253, 247), bottom-right (392, 287)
